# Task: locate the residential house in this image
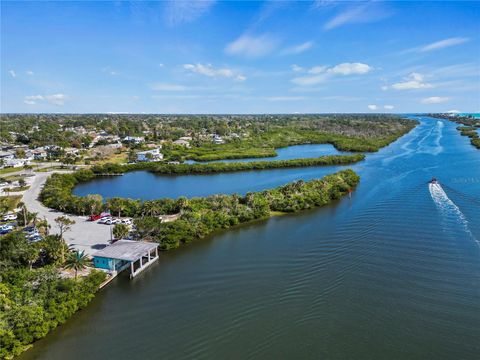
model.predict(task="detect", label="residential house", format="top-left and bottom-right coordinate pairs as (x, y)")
top-left (123, 136), bottom-right (145, 144)
top-left (136, 148), bottom-right (163, 162)
top-left (173, 139), bottom-right (191, 148)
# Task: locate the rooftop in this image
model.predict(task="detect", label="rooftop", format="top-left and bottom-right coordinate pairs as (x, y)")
top-left (92, 240), bottom-right (158, 262)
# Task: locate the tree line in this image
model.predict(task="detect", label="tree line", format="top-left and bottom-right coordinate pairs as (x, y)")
top-left (40, 167), bottom-right (360, 250)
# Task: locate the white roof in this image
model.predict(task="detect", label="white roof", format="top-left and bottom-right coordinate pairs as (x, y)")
top-left (92, 240), bottom-right (158, 261)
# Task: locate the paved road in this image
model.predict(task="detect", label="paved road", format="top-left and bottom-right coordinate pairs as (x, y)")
top-left (22, 172), bottom-right (111, 255)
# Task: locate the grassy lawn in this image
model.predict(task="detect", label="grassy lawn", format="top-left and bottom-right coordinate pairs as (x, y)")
top-left (0, 195), bottom-right (22, 215)
top-left (0, 167), bottom-right (23, 175)
top-left (89, 152), bottom-right (128, 165)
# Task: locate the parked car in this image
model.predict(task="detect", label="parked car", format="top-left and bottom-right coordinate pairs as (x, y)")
top-left (24, 226), bottom-right (37, 233)
top-left (3, 214), bottom-right (17, 221)
top-left (121, 218), bottom-right (132, 225)
top-left (104, 218), bottom-right (121, 225)
top-left (89, 212), bottom-right (111, 221)
top-left (98, 217), bottom-right (112, 224)
top-left (26, 231), bottom-right (40, 238)
top-left (88, 214), bottom-right (102, 221)
top-left (28, 235), bottom-right (43, 243)
top-left (0, 225), bottom-right (14, 234)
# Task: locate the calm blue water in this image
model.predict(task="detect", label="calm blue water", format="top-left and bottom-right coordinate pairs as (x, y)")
top-left (185, 143), bottom-right (348, 164)
top-left (74, 144), bottom-right (352, 199)
top-left (24, 116), bottom-right (480, 360)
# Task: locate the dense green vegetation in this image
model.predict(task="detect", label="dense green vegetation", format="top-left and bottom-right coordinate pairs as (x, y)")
top-left (39, 155), bottom-right (362, 216)
top-left (457, 126), bottom-right (480, 150)
top-left (0, 196), bottom-right (22, 215)
top-left (137, 169), bottom-right (360, 250)
top-left (87, 154), bottom-right (365, 175)
top-left (40, 168), bottom-right (359, 250)
top-left (1, 114), bottom-right (416, 158)
top-left (0, 231), bottom-right (106, 359)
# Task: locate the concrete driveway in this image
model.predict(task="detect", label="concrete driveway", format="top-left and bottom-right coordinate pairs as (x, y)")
top-left (22, 172), bottom-right (112, 255)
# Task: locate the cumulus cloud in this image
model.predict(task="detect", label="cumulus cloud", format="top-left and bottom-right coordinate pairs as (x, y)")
top-left (225, 34), bottom-right (279, 58)
top-left (24, 94), bottom-right (67, 106)
top-left (328, 62), bottom-right (373, 75)
top-left (420, 37), bottom-right (469, 52)
top-left (384, 105), bottom-right (395, 110)
top-left (292, 62), bottom-right (373, 86)
top-left (165, 0), bottom-right (215, 26)
top-left (281, 41), bottom-right (314, 55)
top-left (9, 70), bottom-right (16, 78)
top-left (390, 73), bottom-right (433, 90)
top-left (309, 66), bottom-right (328, 74)
top-left (368, 104), bottom-right (378, 110)
top-left (421, 96), bottom-right (450, 104)
top-left (183, 63), bottom-right (246, 81)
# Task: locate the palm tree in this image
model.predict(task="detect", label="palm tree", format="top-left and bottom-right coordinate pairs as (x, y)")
top-left (113, 223), bottom-right (129, 240)
top-left (64, 250), bottom-right (89, 279)
top-left (17, 201), bottom-right (27, 226)
top-left (55, 216), bottom-right (76, 263)
top-left (37, 217), bottom-right (51, 236)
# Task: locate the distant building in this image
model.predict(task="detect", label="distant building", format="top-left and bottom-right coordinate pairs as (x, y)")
top-left (173, 139), bottom-right (191, 148)
top-left (123, 136), bottom-right (145, 144)
top-left (212, 134), bottom-right (225, 144)
top-left (32, 149), bottom-right (48, 160)
top-left (136, 148), bottom-right (163, 162)
top-left (5, 158), bottom-right (30, 168)
top-left (0, 151), bottom-right (15, 160)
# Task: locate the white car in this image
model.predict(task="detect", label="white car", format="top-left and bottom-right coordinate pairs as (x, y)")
top-left (121, 218), bottom-right (132, 225)
top-left (98, 217), bottom-right (112, 224)
top-left (104, 218), bottom-right (120, 225)
top-left (3, 214), bottom-right (17, 221)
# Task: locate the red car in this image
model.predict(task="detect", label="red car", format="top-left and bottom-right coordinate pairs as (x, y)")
top-left (88, 212), bottom-right (111, 221)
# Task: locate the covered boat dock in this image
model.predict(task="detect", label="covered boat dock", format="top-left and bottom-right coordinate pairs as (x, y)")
top-left (92, 240), bottom-right (159, 278)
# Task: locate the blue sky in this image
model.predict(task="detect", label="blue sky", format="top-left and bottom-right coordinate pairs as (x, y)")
top-left (1, 1), bottom-right (479, 114)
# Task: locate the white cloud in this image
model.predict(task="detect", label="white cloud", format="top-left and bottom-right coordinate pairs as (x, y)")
top-left (165, 0), bottom-right (215, 26)
top-left (225, 34), bottom-right (279, 58)
top-left (292, 74), bottom-right (328, 86)
top-left (183, 63), bottom-right (246, 81)
top-left (308, 66), bottom-right (327, 74)
top-left (150, 83), bottom-right (189, 91)
top-left (281, 41), bottom-right (314, 55)
top-left (447, 109), bottom-right (460, 114)
top-left (292, 62), bottom-right (373, 86)
top-left (26, 70), bottom-right (34, 76)
top-left (328, 62), bottom-right (373, 75)
top-left (420, 37), bottom-right (469, 52)
top-left (24, 94), bottom-right (67, 106)
top-left (9, 70), bottom-right (16, 78)
top-left (390, 73), bottom-right (433, 90)
top-left (324, 3), bottom-right (391, 30)
top-left (384, 105), bottom-right (394, 110)
top-left (368, 104), bottom-right (378, 110)
top-left (291, 64), bottom-right (304, 72)
top-left (421, 96), bottom-right (450, 104)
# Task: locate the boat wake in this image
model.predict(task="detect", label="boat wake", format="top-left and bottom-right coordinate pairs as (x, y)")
top-left (429, 182), bottom-right (478, 245)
